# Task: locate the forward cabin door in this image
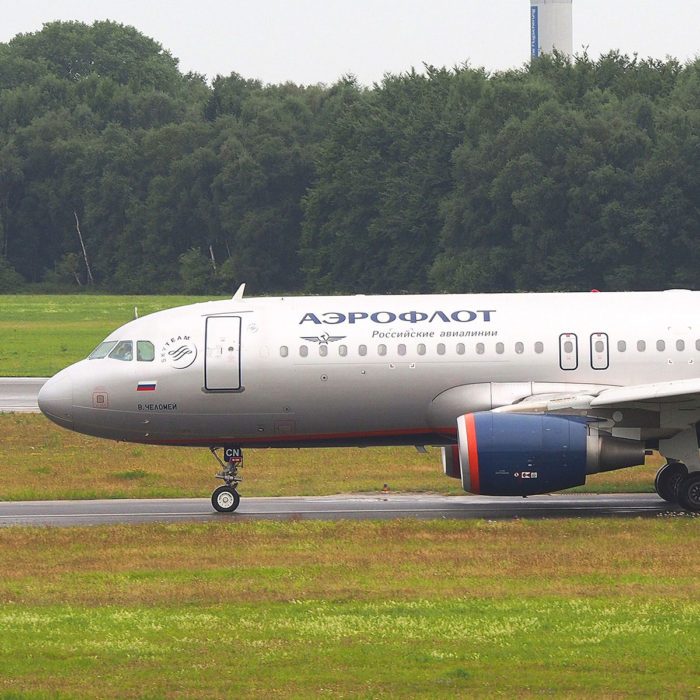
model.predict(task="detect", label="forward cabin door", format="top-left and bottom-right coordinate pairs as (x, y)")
top-left (205, 316), bottom-right (242, 391)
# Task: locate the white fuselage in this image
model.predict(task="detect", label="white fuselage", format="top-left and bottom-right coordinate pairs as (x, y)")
top-left (38, 290), bottom-right (700, 448)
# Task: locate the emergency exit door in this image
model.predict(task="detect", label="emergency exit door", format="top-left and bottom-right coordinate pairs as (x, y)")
top-left (590, 333), bottom-right (609, 370)
top-left (205, 316), bottom-right (242, 391)
top-left (559, 333), bottom-right (578, 371)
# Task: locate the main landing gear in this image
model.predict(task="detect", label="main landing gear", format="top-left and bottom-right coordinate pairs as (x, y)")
top-left (210, 446), bottom-right (243, 513)
top-left (654, 462), bottom-right (700, 512)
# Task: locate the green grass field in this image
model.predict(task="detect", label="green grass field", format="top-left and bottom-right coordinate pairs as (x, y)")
top-left (0, 294), bottom-right (219, 376)
top-left (0, 519), bottom-right (697, 698)
top-left (0, 413), bottom-right (664, 500)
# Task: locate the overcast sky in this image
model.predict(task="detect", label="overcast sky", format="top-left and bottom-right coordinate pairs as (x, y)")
top-left (2, 1), bottom-right (699, 86)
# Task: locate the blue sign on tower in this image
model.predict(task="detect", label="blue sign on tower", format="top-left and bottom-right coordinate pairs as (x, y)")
top-left (530, 6), bottom-right (539, 57)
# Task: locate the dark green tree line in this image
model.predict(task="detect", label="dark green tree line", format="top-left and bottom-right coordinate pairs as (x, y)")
top-left (1, 21), bottom-right (700, 295)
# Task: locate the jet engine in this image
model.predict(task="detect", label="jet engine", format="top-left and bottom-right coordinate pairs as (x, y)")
top-left (443, 412), bottom-right (645, 496)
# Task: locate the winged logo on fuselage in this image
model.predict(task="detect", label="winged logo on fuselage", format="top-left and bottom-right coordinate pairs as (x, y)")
top-left (301, 332), bottom-right (346, 346)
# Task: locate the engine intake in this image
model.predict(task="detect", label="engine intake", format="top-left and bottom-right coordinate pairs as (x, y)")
top-left (456, 412), bottom-right (644, 496)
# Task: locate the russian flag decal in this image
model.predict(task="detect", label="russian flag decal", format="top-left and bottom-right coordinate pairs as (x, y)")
top-left (137, 381), bottom-right (157, 392)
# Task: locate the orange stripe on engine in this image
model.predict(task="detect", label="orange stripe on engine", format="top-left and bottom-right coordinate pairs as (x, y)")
top-left (465, 413), bottom-right (481, 494)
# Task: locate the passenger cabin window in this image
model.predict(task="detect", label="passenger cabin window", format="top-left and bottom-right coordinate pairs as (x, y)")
top-left (437, 343), bottom-right (446, 355)
top-left (457, 343), bottom-right (466, 355)
top-left (677, 339), bottom-right (685, 352)
top-left (417, 343), bottom-right (426, 356)
top-left (495, 342), bottom-right (504, 355)
top-left (89, 341), bottom-right (117, 359)
top-left (398, 344), bottom-right (407, 356)
top-left (656, 340), bottom-right (666, 352)
top-left (339, 345), bottom-right (348, 357)
top-left (358, 345), bottom-right (367, 357)
top-left (534, 342), bottom-right (544, 354)
top-left (319, 345), bottom-right (328, 357)
top-left (617, 340), bottom-right (627, 352)
top-left (137, 341), bottom-right (155, 362)
top-left (299, 345), bottom-right (308, 358)
top-left (515, 342), bottom-right (524, 355)
top-left (476, 343), bottom-right (485, 355)
top-left (280, 346), bottom-right (289, 358)
top-left (109, 340), bottom-right (133, 361)
top-left (637, 340), bottom-right (646, 352)
top-left (378, 344), bottom-right (387, 356)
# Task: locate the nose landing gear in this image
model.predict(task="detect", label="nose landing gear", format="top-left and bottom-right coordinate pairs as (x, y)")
top-left (210, 446), bottom-right (243, 512)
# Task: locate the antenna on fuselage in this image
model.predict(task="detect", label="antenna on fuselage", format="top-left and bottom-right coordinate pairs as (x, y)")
top-left (232, 283), bottom-right (246, 301)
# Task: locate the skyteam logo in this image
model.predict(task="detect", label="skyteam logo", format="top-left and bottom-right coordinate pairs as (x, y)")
top-left (161, 334), bottom-right (197, 369)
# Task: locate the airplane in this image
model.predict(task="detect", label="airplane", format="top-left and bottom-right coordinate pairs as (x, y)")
top-left (38, 285), bottom-right (700, 513)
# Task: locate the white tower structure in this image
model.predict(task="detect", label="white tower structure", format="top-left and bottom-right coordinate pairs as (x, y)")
top-left (530, 0), bottom-right (573, 58)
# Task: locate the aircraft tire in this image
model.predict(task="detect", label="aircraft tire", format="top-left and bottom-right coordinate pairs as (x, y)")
top-left (212, 486), bottom-right (241, 513)
top-left (654, 462), bottom-right (687, 503)
top-left (677, 472), bottom-right (700, 512)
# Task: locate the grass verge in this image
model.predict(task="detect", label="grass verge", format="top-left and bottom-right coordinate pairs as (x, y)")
top-left (0, 294), bottom-right (217, 376)
top-left (1, 414), bottom-right (663, 499)
top-left (0, 519), bottom-right (698, 698)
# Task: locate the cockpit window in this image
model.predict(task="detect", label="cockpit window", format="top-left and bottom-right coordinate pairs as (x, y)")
top-left (137, 341), bottom-right (155, 362)
top-left (89, 341), bottom-right (118, 359)
top-left (108, 340), bottom-right (134, 361)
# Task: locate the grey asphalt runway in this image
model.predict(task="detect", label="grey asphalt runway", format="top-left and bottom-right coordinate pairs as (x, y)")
top-left (0, 493), bottom-right (688, 527)
top-left (0, 377), bottom-right (46, 413)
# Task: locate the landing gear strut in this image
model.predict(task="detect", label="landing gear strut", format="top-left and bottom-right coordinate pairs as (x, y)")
top-left (210, 446), bottom-right (243, 513)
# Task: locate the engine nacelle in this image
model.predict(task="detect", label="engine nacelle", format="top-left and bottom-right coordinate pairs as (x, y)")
top-left (456, 412), bottom-right (644, 496)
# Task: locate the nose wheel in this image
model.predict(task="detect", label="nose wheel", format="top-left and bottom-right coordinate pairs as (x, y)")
top-left (210, 446), bottom-right (244, 513)
top-left (212, 485), bottom-right (241, 513)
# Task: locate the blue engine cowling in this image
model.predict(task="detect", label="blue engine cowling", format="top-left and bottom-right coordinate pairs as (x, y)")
top-left (455, 412), bottom-right (642, 496)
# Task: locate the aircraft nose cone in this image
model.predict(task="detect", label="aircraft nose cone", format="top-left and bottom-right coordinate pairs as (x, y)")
top-left (38, 373), bottom-right (74, 429)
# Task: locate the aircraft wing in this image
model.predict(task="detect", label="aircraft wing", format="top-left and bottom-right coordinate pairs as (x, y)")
top-left (493, 377), bottom-right (700, 415)
top-left (590, 378), bottom-right (700, 409)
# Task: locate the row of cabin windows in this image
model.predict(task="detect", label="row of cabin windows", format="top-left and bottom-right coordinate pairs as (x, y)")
top-left (280, 338), bottom-right (700, 359)
top-left (281, 341), bottom-right (545, 359)
top-left (618, 339), bottom-right (700, 352)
